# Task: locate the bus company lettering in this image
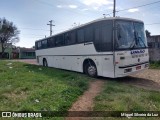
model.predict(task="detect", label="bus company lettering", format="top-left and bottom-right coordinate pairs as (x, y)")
top-left (131, 50), bottom-right (145, 55)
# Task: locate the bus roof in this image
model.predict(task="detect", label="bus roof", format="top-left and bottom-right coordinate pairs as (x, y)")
top-left (35, 17), bottom-right (143, 42)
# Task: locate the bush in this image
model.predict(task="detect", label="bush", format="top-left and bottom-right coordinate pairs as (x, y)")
top-left (150, 61), bottom-right (160, 69)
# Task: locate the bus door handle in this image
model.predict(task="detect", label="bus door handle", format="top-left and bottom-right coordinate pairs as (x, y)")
top-left (84, 42), bottom-right (93, 45)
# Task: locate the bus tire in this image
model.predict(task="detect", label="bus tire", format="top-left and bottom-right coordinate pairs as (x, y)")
top-left (43, 58), bottom-right (48, 67)
top-left (85, 62), bottom-right (97, 78)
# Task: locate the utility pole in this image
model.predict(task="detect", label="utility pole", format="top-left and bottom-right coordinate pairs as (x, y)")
top-left (113, 0), bottom-right (116, 17)
top-left (47, 20), bottom-right (55, 36)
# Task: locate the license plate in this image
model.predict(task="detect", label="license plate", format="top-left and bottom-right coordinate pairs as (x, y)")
top-left (136, 66), bottom-right (141, 70)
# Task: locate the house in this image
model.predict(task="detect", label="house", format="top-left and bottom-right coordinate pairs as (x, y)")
top-left (147, 35), bottom-right (160, 61)
top-left (0, 43), bottom-right (12, 59)
top-left (18, 48), bottom-right (36, 59)
top-left (0, 43), bottom-right (36, 59)
top-left (12, 47), bottom-right (19, 59)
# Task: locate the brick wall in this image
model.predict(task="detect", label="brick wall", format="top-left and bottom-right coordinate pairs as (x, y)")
top-left (148, 35), bottom-right (160, 61)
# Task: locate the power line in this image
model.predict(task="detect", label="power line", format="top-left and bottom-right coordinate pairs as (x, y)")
top-left (145, 23), bottom-right (160, 25)
top-left (20, 27), bottom-right (49, 31)
top-left (20, 22), bottom-right (160, 38)
top-left (106, 0), bottom-right (160, 16)
top-left (117, 0), bottom-right (160, 12)
top-left (19, 27), bottom-right (67, 32)
top-left (21, 34), bottom-right (46, 36)
top-left (35, 0), bottom-right (54, 7)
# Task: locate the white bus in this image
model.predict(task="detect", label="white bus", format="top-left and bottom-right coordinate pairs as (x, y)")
top-left (35, 17), bottom-right (149, 78)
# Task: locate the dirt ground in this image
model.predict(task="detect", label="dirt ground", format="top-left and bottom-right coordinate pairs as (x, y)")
top-left (118, 69), bottom-right (160, 91)
top-left (69, 80), bottom-right (104, 111)
top-left (12, 59), bottom-right (38, 65)
top-left (132, 69), bottom-right (160, 85)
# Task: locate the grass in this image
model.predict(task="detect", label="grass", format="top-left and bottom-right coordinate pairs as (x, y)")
top-left (0, 60), bottom-right (90, 119)
top-left (150, 61), bottom-right (160, 69)
top-left (93, 81), bottom-right (160, 119)
top-left (1, 60), bottom-right (160, 120)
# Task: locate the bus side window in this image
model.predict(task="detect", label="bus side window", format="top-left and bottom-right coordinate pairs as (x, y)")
top-left (65, 31), bottom-right (76, 45)
top-left (37, 41), bottom-right (42, 49)
top-left (85, 26), bottom-right (93, 42)
top-left (55, 34), bottom-right (64, 47)
top-left (77, 29), bottom-right (84, 43)
top-left (48, 37), bottom-right (55, 48)
top-left (70, 31), bottom-right (76, 44)
top-left (94, 21), bottom-right (113, 52)
top-left (65, 33), bottom-right (70, 45)
top-left (42, 40), bottom-right (47, 48)
top-left (94, 27), bottom-right (101, 51)
top-left (35, 42), bottom-right (38, 50)
top-left (101, 21), bottom-right (113, 51)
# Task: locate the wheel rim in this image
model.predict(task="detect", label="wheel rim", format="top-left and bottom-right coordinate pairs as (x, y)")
top-left (88, 66), bottom-right (96, 76)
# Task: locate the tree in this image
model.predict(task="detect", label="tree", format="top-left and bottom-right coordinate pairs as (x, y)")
top-left (0, 18), bottom-right (20, 58)
top-left (145, 30), bottom-right (151, 37)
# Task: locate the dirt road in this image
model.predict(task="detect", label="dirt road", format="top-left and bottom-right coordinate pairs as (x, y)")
top-left (12, 59), bottom-right (38, 65)
top-left (118, 69), bottom-right (160, 91)
top-left (69, 80), bottom-right (104, 111)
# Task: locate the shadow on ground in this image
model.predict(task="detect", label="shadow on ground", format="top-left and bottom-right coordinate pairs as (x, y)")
top-left (98, 76), bottom-right (160, 92)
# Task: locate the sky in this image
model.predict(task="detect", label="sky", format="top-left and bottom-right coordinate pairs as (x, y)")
top-left (0, 0), bottom-right (160, 48)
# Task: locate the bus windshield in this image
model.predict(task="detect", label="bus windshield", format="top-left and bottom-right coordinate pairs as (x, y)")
top-left (115, 21), bottom-right (147, 50)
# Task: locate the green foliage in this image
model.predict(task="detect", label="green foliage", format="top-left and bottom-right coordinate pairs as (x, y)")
top-left (0, 18), bottom-right (20, 58)
top-left (145, 30), bottom-right (151, 37)
top-left (0, 18), bottom-right (20, 43)
top-left (150, 61), bottom-right (160, 69)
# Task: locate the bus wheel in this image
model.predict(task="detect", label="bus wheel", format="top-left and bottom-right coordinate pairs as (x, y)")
top-left (85, 63), bottom-right (97, 77)
top-left (43, 58), bottom-right (48, 67)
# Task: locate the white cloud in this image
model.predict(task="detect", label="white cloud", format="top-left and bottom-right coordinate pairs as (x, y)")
top-left (128, 8), bottom-right (139, 13)
top-left (93, 7), bottom-right (99, 10)
top-left (57, 5), bottom-right (62, 8)
top-left (82, 8), bottom-right (89, 11)
top-left (56, 4), bottom-right (78, 9)
top-left (108, 6), bottom-right (113, 10)
top-left (68, 5), bottom-right (78, 9)
top-left (82, 0), bottom-right (113, 6)
top-left (81, 0), bottom-right (113, 11)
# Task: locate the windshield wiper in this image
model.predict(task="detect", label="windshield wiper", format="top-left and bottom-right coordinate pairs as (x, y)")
top-left (129, 31), bottom-right (138, 49)
top-left (137, 36), bottom-right (147, 48)
top-left (129, 39), bottom-right (136, 49)
top-left (130, 31), bottom-right (146, 49)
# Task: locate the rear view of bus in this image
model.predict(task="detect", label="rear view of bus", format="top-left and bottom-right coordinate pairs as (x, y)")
top-left (114, 18), bottom-right (149, 77)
